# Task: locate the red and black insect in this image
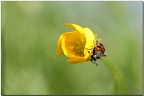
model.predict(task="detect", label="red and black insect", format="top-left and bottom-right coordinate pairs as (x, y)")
top-left (89, 40), bottom-right (106, 66)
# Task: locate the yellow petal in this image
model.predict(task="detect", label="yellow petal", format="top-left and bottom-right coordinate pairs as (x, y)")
top-left (65, 23), bottom-right (83, 34)
top-left (83, 28), bottom-right (96, 55)
top-left (67, 55), bottom-right (86, 64)
top-left (67, 52), bottom-right (91, 64)
top-left (56, 31), bottom-right (86, 57)
top-left (56, 34), bottom-right (63, 56)
top-left (63, 31), bottom-right (86, 56)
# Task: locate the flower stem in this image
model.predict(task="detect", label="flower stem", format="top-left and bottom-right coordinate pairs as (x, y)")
top-left (103, 57), bottom-right (129, 94)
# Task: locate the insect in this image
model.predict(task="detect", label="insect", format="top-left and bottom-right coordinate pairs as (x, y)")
top-left (88, 40), bottom-right (106, 66)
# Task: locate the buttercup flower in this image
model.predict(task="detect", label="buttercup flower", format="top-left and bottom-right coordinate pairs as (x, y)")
top-left (56, 23), bottom-right (97, 64)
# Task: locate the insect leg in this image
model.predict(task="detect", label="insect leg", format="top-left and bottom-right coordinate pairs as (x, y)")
top-left (91, 60), bottom-right (98, 66)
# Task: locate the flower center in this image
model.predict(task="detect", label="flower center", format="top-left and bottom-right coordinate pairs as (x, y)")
top-left (74, 41), bottom-right (85, 57)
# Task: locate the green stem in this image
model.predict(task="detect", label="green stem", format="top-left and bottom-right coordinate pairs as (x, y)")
top-left (103, 57), bottom-right (129, 94)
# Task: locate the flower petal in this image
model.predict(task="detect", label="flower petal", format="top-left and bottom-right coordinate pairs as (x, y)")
top-left (56, 31), bottom-right (86, 57)
top-left (56, 34), bottom-right (63, 56)
top-left (67, 52), bottom-right (91, 64)
top-left (65, 23), bottom-right (83, 34)
top-left (83, 28), bottom-right (96, 55)
top-left (67, 55), bottom-right (86, 64)
top-left (63, 31), bottom-right (86, 56)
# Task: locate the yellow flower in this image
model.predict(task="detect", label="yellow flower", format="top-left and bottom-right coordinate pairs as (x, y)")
top-left (56, 23), bottom-right (96, 64)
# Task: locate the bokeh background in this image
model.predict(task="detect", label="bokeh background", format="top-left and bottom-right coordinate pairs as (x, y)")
top-left (1, 1), bottom-right (142, 95)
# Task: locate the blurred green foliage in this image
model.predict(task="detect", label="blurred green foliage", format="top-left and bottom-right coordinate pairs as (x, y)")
top-left (2, 1), bottom-right (142, 95)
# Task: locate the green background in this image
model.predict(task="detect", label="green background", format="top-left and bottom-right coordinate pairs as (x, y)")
top-left (2, 1), bottom-right (142, 95)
